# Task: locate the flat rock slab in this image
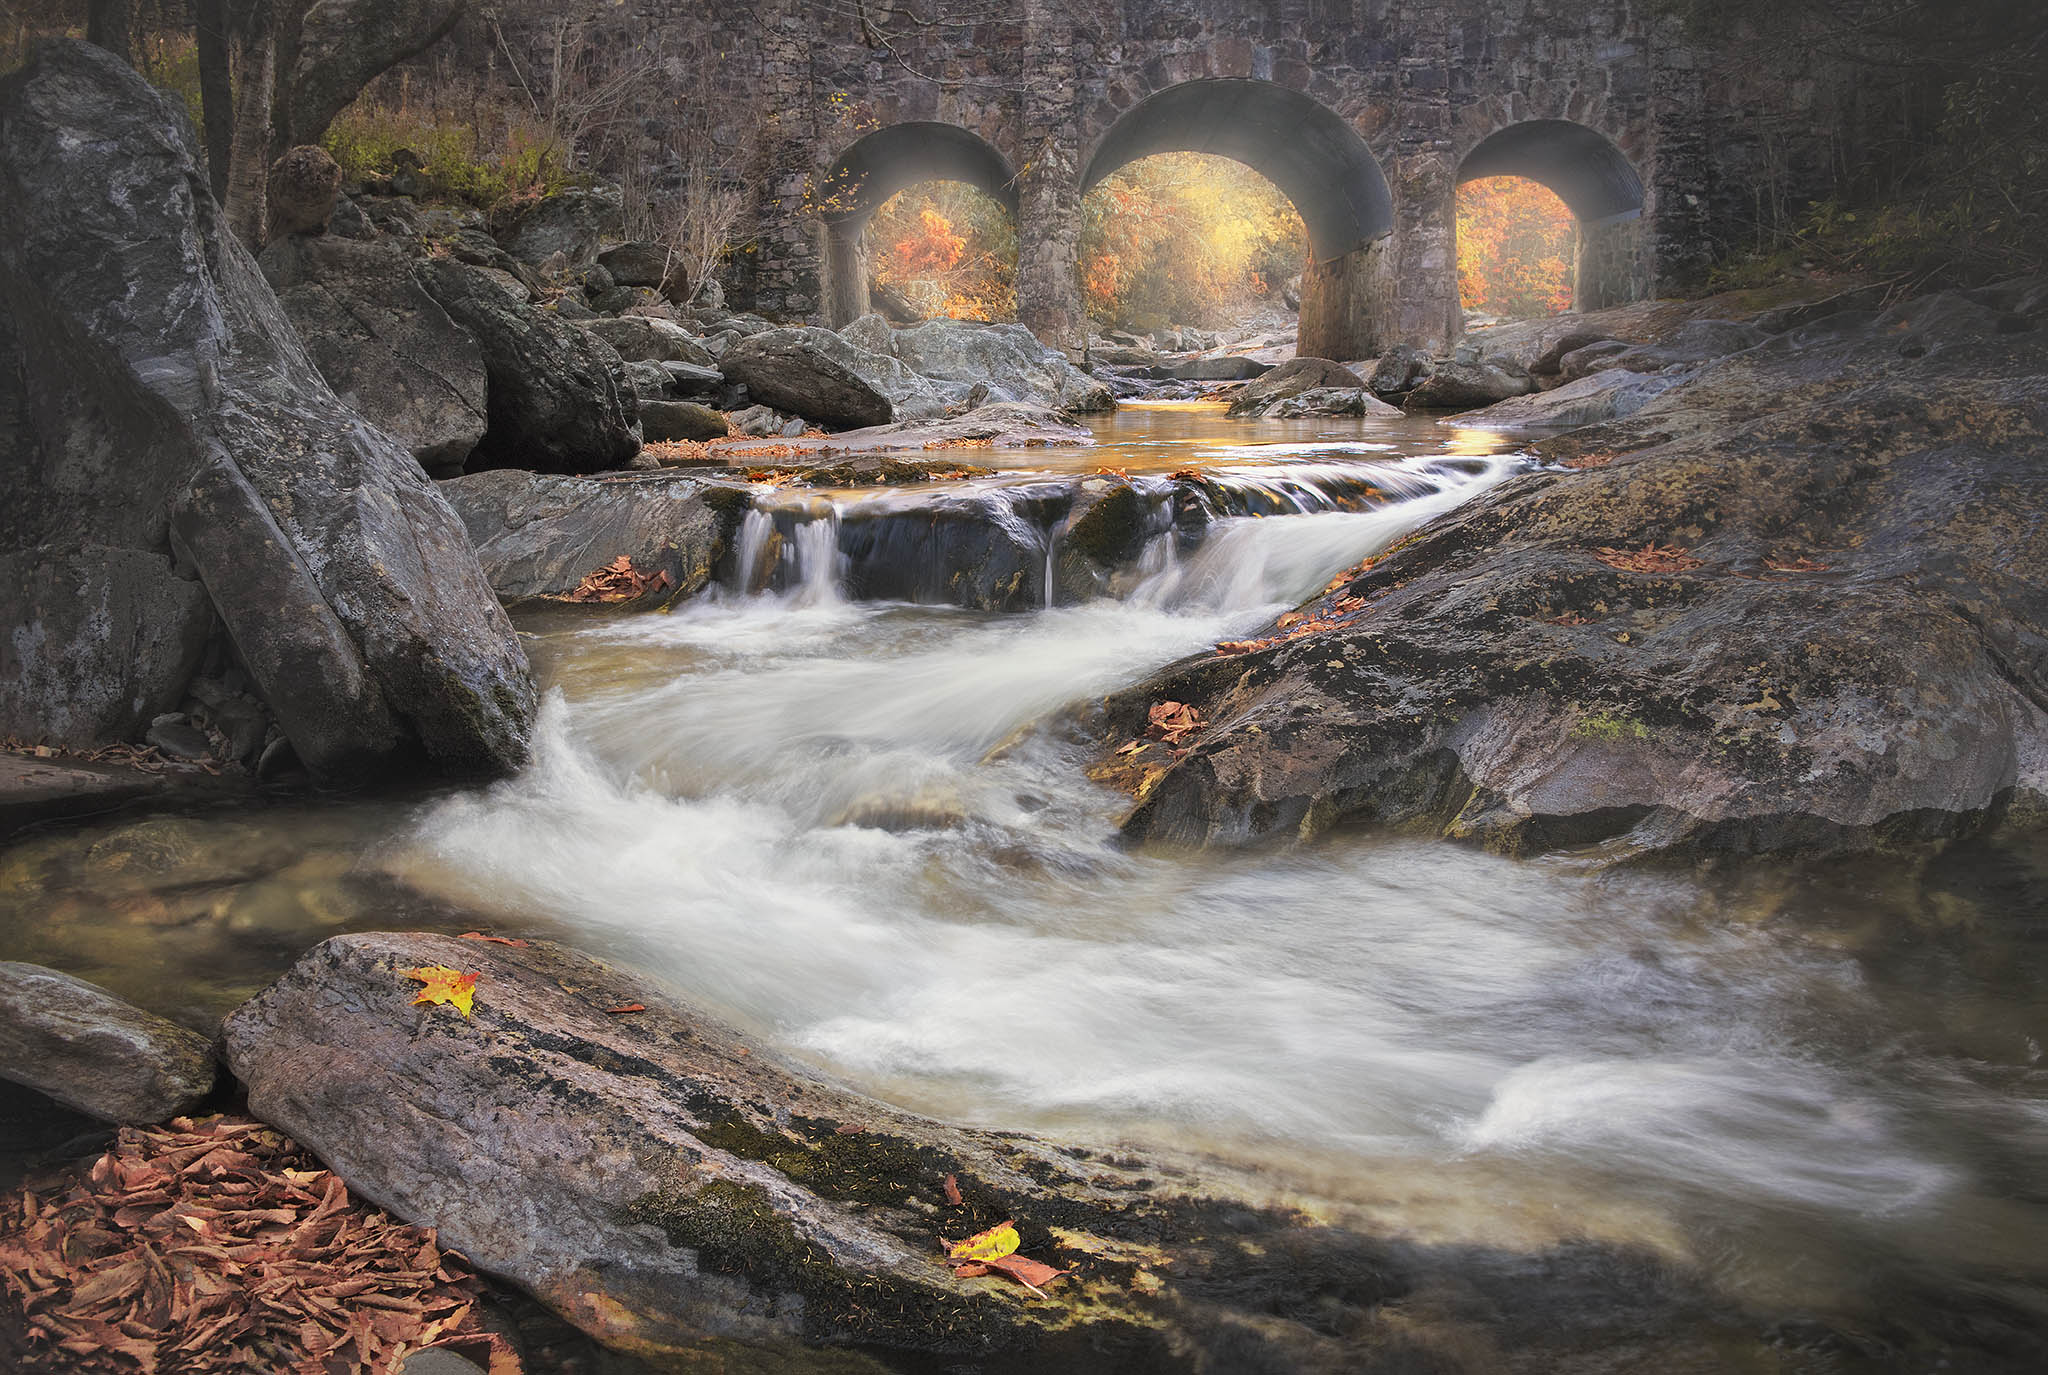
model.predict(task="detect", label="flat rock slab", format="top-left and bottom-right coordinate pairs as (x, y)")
top-left (228, 933), bottom-right (1644, 1371)
top-left (712, 403), bottom-right (1092, 460)
top-left (0, 752), bottom-right (169, 836)
top-left (0, 961), bottom-right (215, 1123)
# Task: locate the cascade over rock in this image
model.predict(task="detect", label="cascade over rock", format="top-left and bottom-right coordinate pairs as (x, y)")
top-left (1092, 286), bottom-right (2048, 860)
top-left (0, 41), bottom-right (535, 778)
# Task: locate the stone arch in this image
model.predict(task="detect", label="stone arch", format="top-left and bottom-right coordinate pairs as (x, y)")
top-left (818, 123), bottom-right (1021, 327)
top-left (1076, 79), bottom-right (1393, 357)
top-left (1454, 119), bottom-right (1649, 312)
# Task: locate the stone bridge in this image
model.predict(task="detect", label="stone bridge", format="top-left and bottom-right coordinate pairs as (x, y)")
top-left (514, 0), bottom-right (1859, 357)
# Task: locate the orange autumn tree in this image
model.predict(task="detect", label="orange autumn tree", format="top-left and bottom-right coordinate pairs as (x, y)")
top-left (1458, 176), bottom-right (1575, 318)
top-left (870, 181), bottom-right (1018, 320)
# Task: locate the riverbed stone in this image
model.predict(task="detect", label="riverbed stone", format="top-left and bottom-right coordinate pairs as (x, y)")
top-left (1265, 386), bottom-right (1405, 418)
top-left (721, 326), bottom-right (944, 428)
top-left (640, 399), bottom-right (728, 442)
top-left (1402, 358), bottom-right (1539, 411)
top-left (492, 185), bottom-right (623, 269)
top-left (581, 315), bottom-right (715, 368)
top-left (1225, 356), bottom-right (1367, 415)
top-left (1092, 287), bottom-right (2048, 861)
top-left (0, 962), bottom-right (215, 1124)
top-left (1450, 367), bottom-right (1692, 435)
top-left (439, 469), bottom-right (739, 603)
top-left (0, 41), bottom-right (535, 780)
top-left (890, 319), bottom-right (1115, 413)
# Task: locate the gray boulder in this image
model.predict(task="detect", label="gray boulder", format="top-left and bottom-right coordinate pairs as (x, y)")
top-left (722, 326), bottom-right (946, 429)
top-left (891, 319), bottom-right (1115, 413)
top-left (640, 400), bottom-right (727, 443)
top-left (1265, 387), bottom-right (1404, 419)
top-left (492, 185), bottom-right (624, 269)
top-left (621, 359), bottom-right (672, 402)
top-left (838, 311), bottom-right (896, 356)
top-left (440, 469), bottom-right (735, 603)
top-left (597, 240), bottom-right (669, 289)
top-left (581, 315), bottom-right (715, 368)
top-left (260, 234), bottom-right (488, 476)
top-left (1559, 339), bottom-right (1633, 380)
top-left (417, 258), bottom-right (642, 474)
top-left (1448, 367), bottom-right (1693, 435)
top-left (1402, 358), bottom-right (1539, 411)
top-left (1226, 357), bottom-right (1367, 415)
top-left (1530, 329), bottom-right (1621, 375)
top-left (1, 962), bottom-right (215, 1123)
top-left (1605, 319), bottom-right (1768, 373)
top-left (1367, 344), bottom-right (1433, 399)
top-left (1172, 354), bottom-right (1271, 381)
top-left (663, 361), bottom-right (724, 397)
top-left (0, 42), bottom-right (534, 779)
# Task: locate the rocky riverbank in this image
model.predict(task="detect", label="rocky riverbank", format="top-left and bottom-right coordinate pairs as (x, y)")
top-left (1086, 279), bottom-right (2048, 862)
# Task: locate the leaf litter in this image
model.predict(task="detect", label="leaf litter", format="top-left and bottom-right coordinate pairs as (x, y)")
top-left (0, 1115), bottom-right (501, 1373)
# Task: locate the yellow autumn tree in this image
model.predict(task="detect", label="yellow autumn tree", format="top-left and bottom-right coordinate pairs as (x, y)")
top-left (1457, 176), bottom-right (1575, 318)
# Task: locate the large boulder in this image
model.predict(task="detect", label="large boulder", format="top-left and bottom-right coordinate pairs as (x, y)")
top-left (1449, 367), bottom-right (1693, 435)
top-left (1264, 387), bottom-right (1404, 419)
top-left (259, 234), bottom-right (489, 476)
top-left (580, 315), bottom-right (715, 368)
top-left (1171, 354), bottom-right (1271, 382)
top-left (639, 399), bottom-right (728, 442)
top-left (417, 258), bottom-right (642, 474)
top-left (720, 326), bottom-right (946, 429)
top-left (491, 185), bottom-right (624, 269)
top-left (1602, 319), bottom-right (1768, 374)
top-left (1226, 357), bottom-right (1368, 415)
top-left (1401, 358), bottom-right (1539, 411)
top-left (439, 469), bottom-right (738, 603)
top-left (1, 962), bottom-right (215, 1124)
top-left (891, 319), bottom-right (1116, 413)
top-left (0, 42), bottom-right (534, 779)
top-left (1091, 288), bottom-right (2048, 861)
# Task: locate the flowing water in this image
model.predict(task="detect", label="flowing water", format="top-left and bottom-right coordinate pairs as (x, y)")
top-left (5, 403), bottom-right (2046, 1366)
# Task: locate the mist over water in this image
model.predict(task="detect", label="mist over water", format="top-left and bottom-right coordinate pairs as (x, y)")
top-left (387, 411), bottom-right (2048, 1333)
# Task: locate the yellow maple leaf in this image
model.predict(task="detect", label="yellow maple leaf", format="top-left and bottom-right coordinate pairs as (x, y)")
top-left (947, 1220), bottom-right (1020, 1264)
top-left (402, 965), bottom-right (479, 1018)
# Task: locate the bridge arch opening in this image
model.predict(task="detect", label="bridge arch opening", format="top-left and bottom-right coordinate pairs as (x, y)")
top-left (1455, 121), bottom-right (1647, 314)
top-left (1080, 80), bottom-right (1393, 358)
top-left (818, 123), bottom-right (1021, 328)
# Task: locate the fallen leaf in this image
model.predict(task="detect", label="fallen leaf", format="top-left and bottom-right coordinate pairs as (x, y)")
top-left (1146, 701), bottom-right (1204, 746)
top-left (602, 1004), bottom-right (646, 1015)
top-left (456, 932), bottom-right (528, 947)
top-left (1593, 542), bottom-right (1703, 574)
top-left (402, 966), bottom-right (479, 1018)
top-left (947, 1221), bottom-right (1019, 1264)
top-left (942, 1174), bottom-right (963, 1207)
top-left (833, 1124), bottom-right (866, 1135)
top-left (981, 1253), bottom-right (1070, 1296)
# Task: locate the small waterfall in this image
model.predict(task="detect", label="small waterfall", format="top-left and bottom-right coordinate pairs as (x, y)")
top-left (787, 510), bottom-right (846, 607)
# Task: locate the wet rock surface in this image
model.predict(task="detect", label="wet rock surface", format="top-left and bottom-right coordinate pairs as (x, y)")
top-left (1091, 285), bottom-right (2048, 861)
top-left (0, 962), bottom-right (215, 1124)
top-left (0, 42), bottom-right (535, 780)
top-left (1225, 357), bottom-right (1367, 415)
top-left (439, 469), bottom-right (743, 605)
top-left (222, 932), bottom-right (1802, 1373)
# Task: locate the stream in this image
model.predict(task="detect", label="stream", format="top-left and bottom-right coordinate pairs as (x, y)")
top-left (6, 403), bottom-right (2046, 1365)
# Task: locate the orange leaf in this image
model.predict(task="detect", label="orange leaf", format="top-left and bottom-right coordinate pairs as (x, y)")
top-left (603, 1004), bottom-right (646, 1015)
top-left (982, 1253), bottom-right (1070, 1295)
top-left (457, 932), bottom-right (528, 947)
top-left (401, 966), bottom-right (478, 1018)
top-left (942, 1174), bottom-right (963, 1207)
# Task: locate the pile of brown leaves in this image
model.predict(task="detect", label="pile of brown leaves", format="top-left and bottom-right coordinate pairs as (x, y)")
top-left (1592, 543), bottom-right (1704, 574)
top-left (0, 1115), bottom-right (509, 1374)
top-left (561, 556), bottom-right (671, 604)
top-left (921, 437), bottom-right (995, 451)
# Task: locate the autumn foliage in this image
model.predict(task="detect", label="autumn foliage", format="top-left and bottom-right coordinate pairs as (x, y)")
top-left (870, 182), bottom-right (1018, 321)
top-left (1457, 176), bottom-right (1575, 318)
top-left (1080, 153), bottom-right (1307, 331)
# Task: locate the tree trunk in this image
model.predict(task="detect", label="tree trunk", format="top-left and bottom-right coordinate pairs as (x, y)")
top-left (223, 12), bottom-right (276, 250)
top-left (85, 0), bottom-right (131, 65)
top-left (195, 0), bottom-right (235, 205)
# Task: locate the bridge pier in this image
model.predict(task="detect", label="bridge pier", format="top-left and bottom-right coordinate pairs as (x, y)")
top-left (821, 219), bottom-right (870, 327)
top-left (1298, 243), bottom-right (1394, 362)
top-left (1575, 214), bottom-right (1650, 312)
